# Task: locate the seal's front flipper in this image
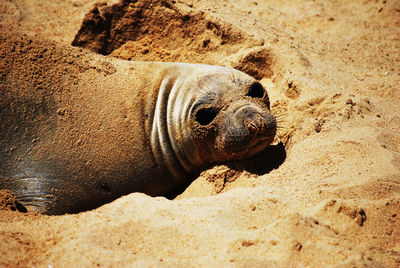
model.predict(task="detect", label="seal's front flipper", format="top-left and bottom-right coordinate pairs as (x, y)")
top-left (0, 177), bottom-right (55, 214)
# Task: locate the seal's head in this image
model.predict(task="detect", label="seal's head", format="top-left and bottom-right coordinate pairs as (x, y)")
top-left (193, 80), bottom-right (276, 162)
top-left (182, 66), bottom-right (277, 165)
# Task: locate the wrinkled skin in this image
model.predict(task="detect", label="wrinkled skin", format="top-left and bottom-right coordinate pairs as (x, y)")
top-left (0, 33), bottom-right (276, 215)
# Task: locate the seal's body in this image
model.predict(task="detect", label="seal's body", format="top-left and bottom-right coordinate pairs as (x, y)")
top-left (0, 34), bottom-right (276, 214)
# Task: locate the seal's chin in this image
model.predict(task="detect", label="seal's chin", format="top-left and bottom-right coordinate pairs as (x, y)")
top-left (222, 134), bottom-right (275, 160)
top-left (247, 136), bottom-right (275, 154)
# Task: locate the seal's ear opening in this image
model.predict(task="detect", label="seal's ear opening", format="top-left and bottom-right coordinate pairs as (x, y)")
top-left (246, 83), bottom-right (264, 98)
top-left (195, 108), bottom-right (219, 125)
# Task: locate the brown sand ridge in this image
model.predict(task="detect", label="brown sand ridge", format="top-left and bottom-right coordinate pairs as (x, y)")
top-left (1, 0), bottom-right (400, 266)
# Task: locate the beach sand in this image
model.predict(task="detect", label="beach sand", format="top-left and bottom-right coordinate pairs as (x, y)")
top-left (1, 0), bottom-right (399, 266)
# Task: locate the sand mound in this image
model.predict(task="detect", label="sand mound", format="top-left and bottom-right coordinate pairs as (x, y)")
top-left (71, 0), bottom-right (274, 80)
top-left (0, 0), bottom-right (400, 266)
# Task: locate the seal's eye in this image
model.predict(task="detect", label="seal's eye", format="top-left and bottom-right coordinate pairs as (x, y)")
top-left (195, 108), bottom-right (219, 125)
top-left (246, 83), bottom-right (264, 98)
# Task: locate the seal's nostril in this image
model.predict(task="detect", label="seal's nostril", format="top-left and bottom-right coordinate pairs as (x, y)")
top-left (244, 113), bottom-right (277, 137)
top-left (247, 121), bottom-right (258, 133)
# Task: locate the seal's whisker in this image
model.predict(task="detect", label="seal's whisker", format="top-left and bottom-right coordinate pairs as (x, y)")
top-left (230, 70), bottom-right (248, 86)
top-left (270, 111), bottom-right (286, 118)
top-left (199, 87), bottom-right (215, 100)
top-left (200, 86), bottom-right (217, 98)
top-left (199, 89), bottom-right (208, 96)
top-left (276, 126), bottom-right (289, 131)
top-left (275, 120), bottom-right (289, 128)
top-left (276, 121), bottom-right (287, 127)
top-left (275, 121), bottom-right (288, 126)
top-left (273, 115), bottom-right (289, 132)
top-left (230, 70), bottom-right (237, 84)
top-left (276, 128), bottom-right (289, 138)
top-left (270, 110), bottom-right (288, 128)
top-left (272, 115), bottom-right (287, 120)
top-left (271, 110), bottom-right (288, 116)
top-left (271, 110), bottom-right (288, 117)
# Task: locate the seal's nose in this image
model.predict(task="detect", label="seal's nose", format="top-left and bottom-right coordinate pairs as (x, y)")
top-left (235, 105), bottom-right (277, 137)
top-left (245, 113), bottom-right (263, 134)
top-left (245, 112), bottom-right (276, 136)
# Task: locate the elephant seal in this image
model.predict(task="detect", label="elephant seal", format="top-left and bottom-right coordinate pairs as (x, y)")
top-left (0, 33), bottom-right (277, 215)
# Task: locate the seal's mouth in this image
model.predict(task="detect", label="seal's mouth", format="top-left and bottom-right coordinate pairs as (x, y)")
top-left (226, 132), bottom-right (275, 158)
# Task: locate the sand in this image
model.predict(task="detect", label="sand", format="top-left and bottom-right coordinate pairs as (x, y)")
top-left (0, 0), bottom-right (399, 266)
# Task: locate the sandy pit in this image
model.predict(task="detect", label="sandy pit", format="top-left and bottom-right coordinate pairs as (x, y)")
top-left (1, 0), bottom-right (400, 266)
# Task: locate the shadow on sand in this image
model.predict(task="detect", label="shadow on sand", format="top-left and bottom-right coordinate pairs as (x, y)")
top-left (168, 142), bottom-right (287, 199)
